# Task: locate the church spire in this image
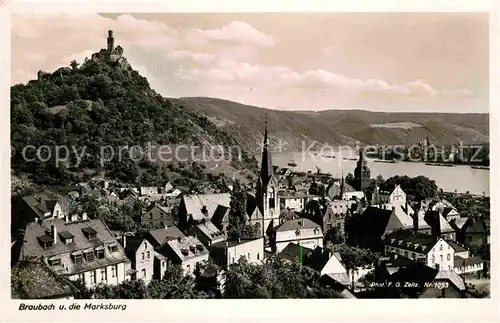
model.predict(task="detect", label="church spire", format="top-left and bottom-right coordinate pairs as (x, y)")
top-left (260, 113), bottom-right (273, 187)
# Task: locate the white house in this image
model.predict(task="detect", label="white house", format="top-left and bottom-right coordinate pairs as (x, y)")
top-left (159, 236), bottom-right (209, 276)
top-left (383, 230), bottom-right (455, 271)
top-left (372, 184), bottom-right (406, 206)
top-left (209, 237), bottom-right (264, 268)
top-left (20, 216), bottom-right (130, 289)
top-left (270, 218), bottom-right (323, 253)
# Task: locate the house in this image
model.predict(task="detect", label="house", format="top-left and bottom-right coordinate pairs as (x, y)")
top-left (13, 193), bottom-right (65, 232)
top-left (279, 191), bottom-right (315, 212)
top-left (371, 184), bottom-right (407, 207)
top-left (321, 200), bottom-right (356, 236)
top-left (191, 220), bottom-right (226, 247)
top-left (141, 203), bottom-right (175, 229)
top-left (152, 251), bottom-right (169, 280)
top-left (145, 226), bottom-right (186, 249)
top-left (178, 193), bottom-right (231, 229)
top-left (159, 236), bottom-right (209, 276)
top-left (463, 219), bottom-right (488, 247)
top-left (197, 264), bottom-right (226, 297)
top-left (347, 206), bottom-right (414, 251)
top-left (454, 255), bottom-right (484, 277)
top-left (139, 186), bottom-right (161, 197)
top-left (423, 210), bottom-right (456, 240)
top-left (305, 247), bottom-right (348, 276)
top-left (383, 229), bottom-right (455, 271)
top-left (269, 218), bottom-right (323, 253)
top-left (11, 260), bottom-right (77, 299)
top-left (211, 205), bottom-right (231, 231)
top-left (209, 237), bottom-right (264, 268)
top-left (449, 217), bottom-right (470, 242)
top-left (122, 236), bottom-right (154, 284)
top-left (389, 262), bottom-right (466, 298)
top-left (19, 215), bottom-right (130, 289)
top-left (326, 180), bottom-right (355, 201)
top-left (278, 242), bottom-right (313, 264)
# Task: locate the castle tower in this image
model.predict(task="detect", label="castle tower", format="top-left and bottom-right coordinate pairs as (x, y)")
top-left (354, 148), bottom-right (371, 191)
top-left (256, 114), bottom-right (280, 236)
top-left (107, 30), bottom-right (115, 54)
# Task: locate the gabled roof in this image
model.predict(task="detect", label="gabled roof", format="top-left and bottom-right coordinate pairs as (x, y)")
top-left (211, 205), bottom-right (230, 228)
top-left (355, 206), bottom-right (394, 238)
top-left (123, 236), bottom-right (148, 259)
top-left (163, 236), bottom-right (208, 262)
top-left (278, 242), bottom-right (313, 263)
top-left (21, 194), bottom-right (59, 218)
top-left (434, 270), bottom-right (466, 291)
top-left (466, 219), bottom-right (486, 234)
top-left (195, 221), bottom-right (224, 241)
top-left (383, 229), bottom-right (440, 254)
top-left (273, 218), bottom-right (321, 232)
top-left (22, 218), bottom-right (122, 259)
top-left (182, 193), bottom-right (231, 221)
top-left (447, 240), bottom-right (467, 253)
top-left (424, 210), bottom-right (455, 233)
top-left (449, 217), bottom-right (469, 231)
top-left (454, 256), bottom-right (483, 267)
top-left (11, 261), bottom-right (76, 299)
top-left (147, 226), bottom-right (186, 247)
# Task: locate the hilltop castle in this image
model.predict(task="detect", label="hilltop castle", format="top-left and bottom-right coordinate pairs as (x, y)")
top-left (91, 30), bottom-right (129, 68)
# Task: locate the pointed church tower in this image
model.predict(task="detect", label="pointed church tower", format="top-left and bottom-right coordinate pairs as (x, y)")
top-left (354, 148), bottom-right (371, 191)
top-left (340, 170), bottom-right (345, 199)
top-left (256, 114), bottom-right (280, 236)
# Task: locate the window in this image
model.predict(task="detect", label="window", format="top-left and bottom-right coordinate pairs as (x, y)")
top-left (162, 260), bottom-right (165, 267)
top-left (96, 249), bottom-right (105, 259)
top-left (85, 251), bottom-right (94, 262)
top-left (411, 253), bottom-right (416, 260)
top-left (144, 242), bottom-right (147, 249)
top-left (248, 253), bottom-right (251, 260)
top-left (187, 264), bottom-right (191, 273)
top-left (73, 254), bottom-right (83, 266)
top-left (257, 253), bottom-right (260, 260)
top-left (142, 268), bottom-right (146, 277)
top-left (147, 251), bottom-right (150, 259)
top-left (440, 255), bottom-right (443, 262)
top-left (49, 258), bottom-right (61, 266)
top-left (65, 238), bottom-right (73, 244)
top-left (90, 270), bottom-right (96, 284)
top-left (404, 251), bottom-right (408, 258)
top-left (109, 245), bottom-right (118, 253)
top-left (142, 253), bottom-right (145, 260)
top-left (448, 265), bottom-right (451, 270)
top-left (447, 254), bottom-right (450, 261)
top-left (111, 265), bottom-right (117, 278)
top-left (431, 254), bottom-right (435, 263)
top-left (101, 268), bottom-right (107, 281)
top-left (232, 258), bottom-right (235, 264)
top-left (440, 244), bottom-right (443, 251)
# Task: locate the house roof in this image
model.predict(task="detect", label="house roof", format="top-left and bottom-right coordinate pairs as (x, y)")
top-left (424, 210), bottom-right (455, 233)
top-left (434, 270), bottom-right (466, 291)
top-left (272, 218), bottom-right (321, 232)
top-left (447, 240), bottom-right (468, 253)
top-left (210, 237), bottom-right (263, 250)
top-left (278, 242), bottom-right (313, 263)
top-left (211, 205), bottom-right (230, 228)
top-left (11, 261), bottom-right (76, 299)
top-left (21, 194), bottom-right (59, 218)
top-left (306, 247), bottom-right (346, 274)
top-left (182, 193), bottom-right (231, 221)
top-left (383, 229), bottom-right (440, 254)
top-left (195, 221), bottom-right (224, 241)
top-left (164, 236), bottom-right (208, 262)
top-left (147, 226), bottom-right (186, 247)
top-left (390, 262), bottom-right (439, 294)
top-left (21, 218), bottom-right (129, 276)
top-left (326, 200), bottom-right (356, 215)
top-left (124, 236), bottom-right (147, 259)
top-left (356, 206), bottom-right (410, 238)
top-left (323, 272), bottom-right (351, 286)
top-left (449, 217), bottom-right (469, 231)
top-left (466, 219), bottom-right (486, 234)
top-left (23, 218), bottom-right (122, 259)
top-left (455, 256), bottom-right (484, 267)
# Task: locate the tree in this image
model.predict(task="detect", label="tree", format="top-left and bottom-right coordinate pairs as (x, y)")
top-left (325, 227), bottom-right (344, 245)
top-left (70, 60), bottom-right (79, 70)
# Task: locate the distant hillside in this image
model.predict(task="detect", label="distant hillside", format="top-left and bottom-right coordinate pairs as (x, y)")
top-left (175, 97), bottom-right (489, 152)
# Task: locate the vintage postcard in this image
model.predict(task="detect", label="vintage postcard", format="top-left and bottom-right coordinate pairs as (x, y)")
top-left (1, 0), bottom-right (499, 322)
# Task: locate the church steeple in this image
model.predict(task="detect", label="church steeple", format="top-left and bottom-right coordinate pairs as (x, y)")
top-left (340, 170), bottom-right (345, 198)
top-left (259, 114), bottom-right (273, 187)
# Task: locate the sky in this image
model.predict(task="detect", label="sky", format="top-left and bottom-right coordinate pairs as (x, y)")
top-left (11, 13), bottom-right (489, 113)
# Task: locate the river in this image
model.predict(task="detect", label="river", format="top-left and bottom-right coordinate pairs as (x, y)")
top-left (272, 150), bottom-right (490, 196)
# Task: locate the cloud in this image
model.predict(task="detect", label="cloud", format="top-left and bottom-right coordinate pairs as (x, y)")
top-left (194, 21), bottom-right (276, 47)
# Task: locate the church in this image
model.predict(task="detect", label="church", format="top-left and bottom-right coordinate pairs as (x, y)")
top-left (245, 117), bottom-right (281, 237)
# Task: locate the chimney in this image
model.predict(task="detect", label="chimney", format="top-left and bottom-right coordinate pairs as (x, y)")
top-left (122, 234), bottom-right (126, 248)
top-left (433, 211), bottom-right (441, 237)
top-left (82, 213), bottom-right (88, 221)
top-left (413, 213), bottom-right (419, 232)
top-left (237, 237), bottom-right (241, 243)
top-left (51, 224), bottom-right (57, 245)
top-left (65, 215), bottom-right (69, 223)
